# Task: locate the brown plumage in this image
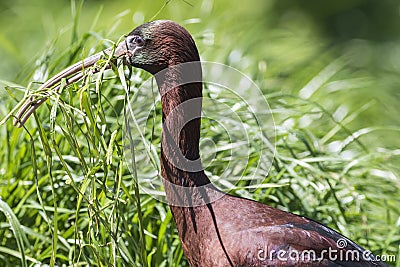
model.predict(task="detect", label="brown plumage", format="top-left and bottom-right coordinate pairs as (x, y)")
top-left (13, 20), bottom-right (387, 267)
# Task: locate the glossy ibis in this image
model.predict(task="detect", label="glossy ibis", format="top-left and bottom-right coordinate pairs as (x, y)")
top-left (14, 20), bottom-right (388, 267)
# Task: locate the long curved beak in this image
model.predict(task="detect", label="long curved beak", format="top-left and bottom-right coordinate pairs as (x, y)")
top-left (13, 41), bottom-right (129, 127)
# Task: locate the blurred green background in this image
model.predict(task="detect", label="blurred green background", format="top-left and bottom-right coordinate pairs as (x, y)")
top-left (0, 0), bottom-right (399, 266)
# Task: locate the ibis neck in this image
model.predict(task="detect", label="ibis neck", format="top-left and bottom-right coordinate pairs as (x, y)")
top-left (156, 64), bottom-right (211, 188)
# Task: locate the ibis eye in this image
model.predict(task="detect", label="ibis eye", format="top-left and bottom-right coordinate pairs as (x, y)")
top-left (126, 35), bottom-right (145, 48)
top-left (135, 36), bottom-right (144, 46)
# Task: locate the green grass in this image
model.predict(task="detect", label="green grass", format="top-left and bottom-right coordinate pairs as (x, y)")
top-left (0, 0), bottom-right (399, 266)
